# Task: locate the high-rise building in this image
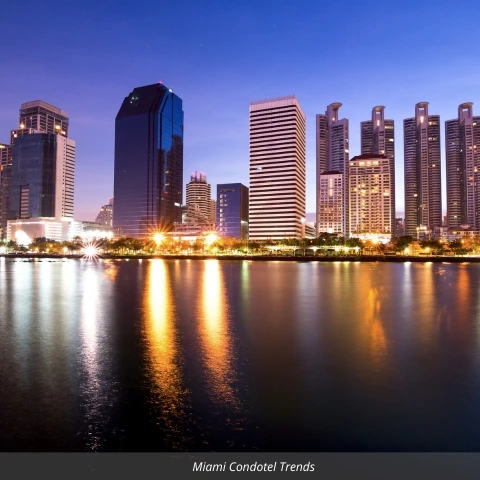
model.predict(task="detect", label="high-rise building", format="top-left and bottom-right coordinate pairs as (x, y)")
top-left (186, 172), bottom-right (211, 222)
top-left (317, 171), bottom-right (343, 234)
top-left (404, 102), bottom-right (442, 237)
top-left (361, 106), bottom-right (396, 234)
top-left (0, 144), bottom-right (12, 238)
top-left (5, 100), bottom-right (76, 242)
top-left (316, 103), bottom-right (349, 235)
top-left (95, 198), bottom-right (114, 226)
top-left (10, 133), bottom-right (75, 219)
top-left (113, 83), bottom-right (183, 238)
top-left (445, 102), bottom-right (480, 228)
top-left (348, 154), bottom-right (393, 242)
top-left (217, 183), bottom-right (249, 239)
top-left (395, 217), bottom-right (405, 237)
top-left (249, 95), bottom-right (306, 240)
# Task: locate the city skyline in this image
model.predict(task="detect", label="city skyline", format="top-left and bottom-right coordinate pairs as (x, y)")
top-left (1, 0), bottom-right (479, 222)
top-left (3, 94), bottom-right (480, 225)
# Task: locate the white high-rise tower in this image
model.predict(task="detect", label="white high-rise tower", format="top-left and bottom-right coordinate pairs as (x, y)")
top-left (249, 95), bottom-right (306, 240)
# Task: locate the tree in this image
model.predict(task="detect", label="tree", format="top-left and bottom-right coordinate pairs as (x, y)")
top-left (449, 239), bottom-right (468, 255)
top-left (420, 239), bottom-right (444, 255)
top-left (391, 235), bottom-right (414, 253)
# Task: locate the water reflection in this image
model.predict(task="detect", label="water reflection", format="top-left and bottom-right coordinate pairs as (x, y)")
top-left (361, 280), bottom-right (388, 370)
top-left (102, 261), bottom-right (118, 282)
top-left (198, 260), bottom-right (238, 407)
top-left (4, 260), bottom-right (480, 452)
top-left (143, 260), bottom-right (187, 448)
top-left (79, 267), bottom-right (103, 450)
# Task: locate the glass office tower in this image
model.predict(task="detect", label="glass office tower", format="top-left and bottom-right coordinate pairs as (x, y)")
top-left (10, 133), bottom-right (57, 219)
top-left (113, 83), bottom-right (184, 238)
top-left (217, 183), bottom-right (249, 239)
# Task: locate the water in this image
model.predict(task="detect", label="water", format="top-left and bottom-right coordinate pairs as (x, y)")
top-left (1, 257), bottom-right (480, 452)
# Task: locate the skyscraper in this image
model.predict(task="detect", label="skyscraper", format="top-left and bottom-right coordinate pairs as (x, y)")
top-left (186, 172), bottom-right (211, 222)
top-left (6, 101), bottom-right (75, 221)
top-left (10, 133), bottom-right (75, 220)
top-left (316, 103), bottom-right (349, 235)
top-left (445, 102), bottom-right (480, 228)
top-left (404, 103), bottom-right (442, 237)
top-left (217, 183), bottom-right (249, 239)
top-left (348, 154), bottom-right (393, 242)
top-left (360, 106), bottom-right (396, 235)
top-left (317, 171), bottom-right (343, 234)
top-left (249, 95), bottom-right (306, 240)
top-left (113, 83), bottom-right (183, 238)
top-left (0, 144), bottom-right (12, 238)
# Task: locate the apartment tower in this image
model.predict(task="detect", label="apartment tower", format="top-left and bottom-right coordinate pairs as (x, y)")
top-left (404, 102), bottom-right (442, 237)
top-left (445, 102), bottom-right (480, 228)
top-left (317, 171), bottom-right (343, 234)
top-left (316, 103), bottom-right (349, 235)
top-left (361, 106), bottom-right (396, 235)
top-left (348, 154), bottom-right (393, 241)
top-left (249, 95), bottom-right (306, 240)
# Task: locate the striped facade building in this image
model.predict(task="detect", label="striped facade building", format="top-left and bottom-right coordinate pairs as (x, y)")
top-left (249, 96), bottom-right (306, 240)
top-left (186, 172), bottom-right (212, 223)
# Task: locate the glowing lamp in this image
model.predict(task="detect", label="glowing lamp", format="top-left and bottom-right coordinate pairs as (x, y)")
top-left (153, 233), bottom-right (165, 244)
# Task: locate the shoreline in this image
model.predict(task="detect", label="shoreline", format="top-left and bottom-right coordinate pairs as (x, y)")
top-left (1, 253), bottom-right (477, 263)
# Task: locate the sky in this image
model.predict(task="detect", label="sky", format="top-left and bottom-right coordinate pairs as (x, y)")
top-left (1, 0), bottom-right (480, 222)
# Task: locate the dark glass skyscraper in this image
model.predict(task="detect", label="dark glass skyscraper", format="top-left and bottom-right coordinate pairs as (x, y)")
top-left (10, 134), bottom-right (57, 219)
top-left (113, 83), bottom-right (183, 238)
top-left (217, 183), bottom-right (249, 239)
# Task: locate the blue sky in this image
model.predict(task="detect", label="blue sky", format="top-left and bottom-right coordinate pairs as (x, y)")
top-left (1, 0), bottom-right (480, 221)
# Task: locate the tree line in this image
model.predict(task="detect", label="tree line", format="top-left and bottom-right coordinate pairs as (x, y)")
top-left (1, 234), bottom-right (477, 256)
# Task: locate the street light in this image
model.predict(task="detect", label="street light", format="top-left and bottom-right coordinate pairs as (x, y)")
top-left (153, 233), bottom-right (165, 253)
top-left (205, 233), bottom-right (217, 246)
top-left (153, 233), bottom-right (165, 245)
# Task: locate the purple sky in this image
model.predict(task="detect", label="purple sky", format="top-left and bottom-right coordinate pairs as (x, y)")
top-left (1, 0), bottom-right (479, 222)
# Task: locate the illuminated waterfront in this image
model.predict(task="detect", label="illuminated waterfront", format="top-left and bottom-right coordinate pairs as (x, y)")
top-left (1, 258), bottom-right (480, 451)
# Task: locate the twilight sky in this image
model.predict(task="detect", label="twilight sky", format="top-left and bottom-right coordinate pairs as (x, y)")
top-left (1, 0), bottom-right (479, 221)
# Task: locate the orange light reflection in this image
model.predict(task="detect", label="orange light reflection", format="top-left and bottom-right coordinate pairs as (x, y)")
top-left (143, 260), bottom-right (185, 439)
top-left (199, 260), bottom-right (237, 406)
